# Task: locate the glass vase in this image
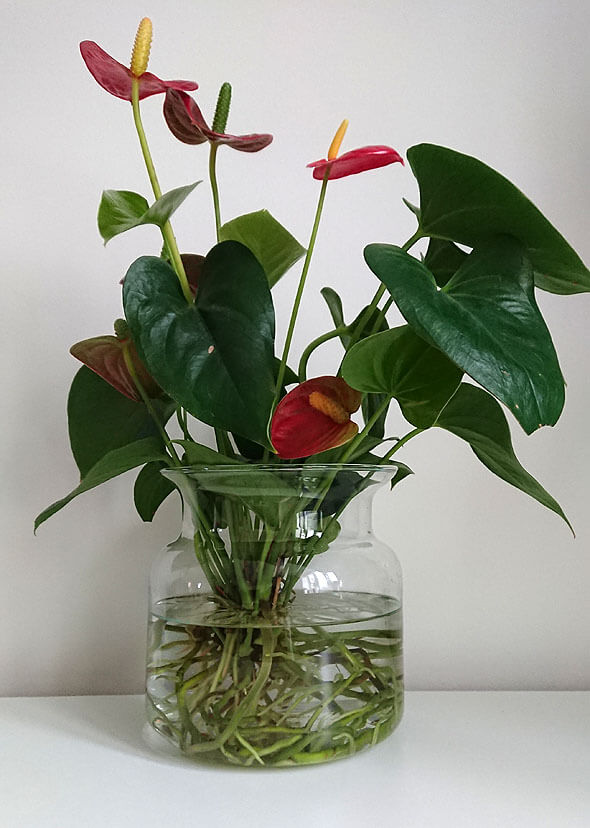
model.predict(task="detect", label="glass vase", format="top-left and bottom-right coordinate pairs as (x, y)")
top-left (145, 463), bottom-right (403, 767)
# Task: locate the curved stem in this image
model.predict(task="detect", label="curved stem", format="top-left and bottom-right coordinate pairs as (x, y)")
top-left (382, 427), bottom-right (423, 459)
top-left (130, 79), bottom-right (193, 304)
top-left (298, 326), bottom-right (348, 381)
top-left (209, 143), bottom-right (222, 240)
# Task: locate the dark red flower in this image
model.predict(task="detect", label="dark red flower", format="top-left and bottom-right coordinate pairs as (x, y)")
top-left (307, 145), bottom-right (404, 180)
top-left (79, 41), bottom-right (198, 102)
top-left (70, 334), bottom-right (160, 401)
top-left (164, 89), bottom-right (273, 152)
top-left (271, 377), bottom-right (362, 459)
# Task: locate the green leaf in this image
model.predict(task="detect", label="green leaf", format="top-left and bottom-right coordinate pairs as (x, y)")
top-left (219, 210), bottom-right (306, 287)
top-left (364, 237), bottom-right (564, 434)
top-left (134, 462), bottom-right (176, 522)
top-left (67, 366), bottom-right (174, 477)
top-left (34, 438), bottom-right (168, 532)
top-left (175, 441), bottom-right (240, 466)
top-left (423, 238), bottom-right (468, 288)
top-left (321, 287), bottom-right (348, 345)
top-left (402, 197), bottom-right (421, 220)
top-left (98, 182), bottom-right (199, 243)
top-left (407, 143), bottom-right (590, 294)
top-left (342, 325), bottom-right (463, 428)
top-left (390, 461), bottom-right (414, 490)
top-left (361, 392), bottom-right (389, 439)
top-left (123, 242), bottom-right (276, 446)
top-left (436, 384), bottom-right (572, 531)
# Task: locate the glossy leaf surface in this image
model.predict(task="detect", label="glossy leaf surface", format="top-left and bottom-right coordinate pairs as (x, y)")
top-left (342, 325), bottom-right (462, 428)
top-left (219, 210), bottom-right (305, 287)
top-left (364, 237), bottom-right (564, 434)
top-left (436, 384), bottom-right (571, 530)
top-left (408, 143), bottom-right (590, 294)
top-left (123, 243), bottom-right (276, 445)
top-left (35, 438), bottom-right (167, 531)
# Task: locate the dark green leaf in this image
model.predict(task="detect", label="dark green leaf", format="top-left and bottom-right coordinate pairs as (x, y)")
top-left (390, 461), bottom-right (414, 490)
top-left (436, 384), bottom-right (572, 531)
top-left (34, 438), bottom-right (168, 531)
top-left (361, 393), bottom-right (389, 439)
top-left (123, 242), bottom-right (276, 446)
top-left (134, 461), bottom-right (176, 522)
top-left (67, 366), bottom-right (174, 477)
top-left (364, 237), bottom-right (564, 434)
top-left (342, 325), bottom-right (463, 428)
top-left (423, 238), bottom-right (468, 288)
top-left (98, 183), bottom-right (199, 244)
top-left (219, 210), bottom-right (306, 287)
top-left (407, 143), bottom-right (590, 294)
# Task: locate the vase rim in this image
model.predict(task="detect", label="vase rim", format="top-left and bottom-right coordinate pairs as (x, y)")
top-left (163, 462), bottom-right (400, 475)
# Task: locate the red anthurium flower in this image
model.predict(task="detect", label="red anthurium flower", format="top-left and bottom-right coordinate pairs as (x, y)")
top-left (307, 118), bottom-right (403, 180)
top-left (70, 333), bottom-right (160, 402)
top-left (308, 145), bottom-right (404, 180)
top-left (164, 89), bottom-right (273, 152)
top-left (271, 376), bottom-right (362, 459)
top-left (79, 40), bottom-right (198, 102)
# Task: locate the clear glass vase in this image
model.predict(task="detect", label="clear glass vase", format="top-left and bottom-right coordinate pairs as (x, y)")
top-left (145, 463), bottom-right (403, 767)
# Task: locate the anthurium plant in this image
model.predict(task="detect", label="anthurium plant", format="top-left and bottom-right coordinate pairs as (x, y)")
top-left (37, 16), bottom-right (589, 548)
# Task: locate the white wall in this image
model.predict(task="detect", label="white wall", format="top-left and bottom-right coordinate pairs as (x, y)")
top-left (1, 0), bottom-right (588, 695)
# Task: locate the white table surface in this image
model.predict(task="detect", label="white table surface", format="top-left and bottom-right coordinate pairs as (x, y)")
top-left (1, 692), bottom-right (588, 828)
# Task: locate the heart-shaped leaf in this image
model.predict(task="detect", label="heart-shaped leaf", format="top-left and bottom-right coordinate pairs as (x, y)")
top-left (407, 143), bottom-right (590, 294)
top-left (98, 182), bottom-right (200, 243)
top-left (219, 209), bottom-right (305, 287)
top-left (123, 241), bottom-right (276, 446)
top-left (364, 237), bottom-right (564, 434)
top-left (436, 383), bottom-right (571, 531)
top-left (68, 366), bottom-right (174, 477)
top-left (35, 437), bottom-right (168, 531)
top-left (342, 325), bottom-right (463, 428)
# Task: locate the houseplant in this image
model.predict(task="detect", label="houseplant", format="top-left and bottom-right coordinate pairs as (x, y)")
top-left (36, 18), bottom-right (589, 766)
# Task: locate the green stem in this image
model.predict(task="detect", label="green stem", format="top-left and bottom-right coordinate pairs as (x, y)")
top-left (273, 175), bottom-right (330, 407)
top-left (209, 143), bottom-right (222, 240)
top-left (122, 344), bottom-right (181, 466)
top-left (298, 326), bottom-right (349, 382)
top-left (130, 78), bottom-right (193, 304)
top-left (382, 427), bottom-right (423, 459)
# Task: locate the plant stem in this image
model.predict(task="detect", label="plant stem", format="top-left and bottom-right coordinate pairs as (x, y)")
top-left (273, 175), bottom-right (330, 407)
top-left (209, 143), bottom-right (222, 240)
top-left (346, 228), bottom-right (424, 352)
top-left (122, 344), bottom-right (181, 466)
top-left (298, 326), bottom-right (348, 381)
top-left (130, 79), bottom-right (193, 304)
top-left (382, 427), bottom-right (424, 459)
